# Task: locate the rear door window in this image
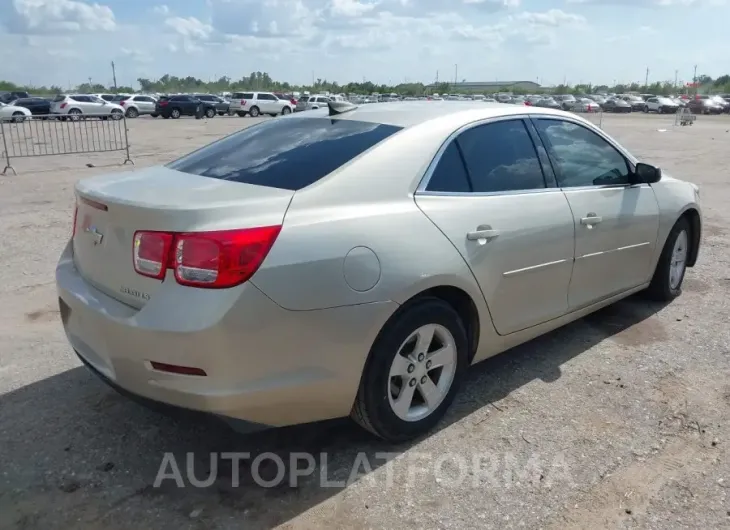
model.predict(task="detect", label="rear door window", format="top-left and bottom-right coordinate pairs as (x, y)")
top-left (456, 120), bottom-right (547, 193)
top-left (167, 118), bottom-right (403, 191)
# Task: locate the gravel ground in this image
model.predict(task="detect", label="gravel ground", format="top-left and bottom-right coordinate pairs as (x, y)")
top-left (1, 112), bottom-right (729, 530)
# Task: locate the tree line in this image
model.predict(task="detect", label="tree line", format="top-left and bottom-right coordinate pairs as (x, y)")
top-left (3, 72), bottom-right (730, 97)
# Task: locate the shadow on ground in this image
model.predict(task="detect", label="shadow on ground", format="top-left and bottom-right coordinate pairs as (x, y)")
top-left (0, 295), bottom-right (667, 529)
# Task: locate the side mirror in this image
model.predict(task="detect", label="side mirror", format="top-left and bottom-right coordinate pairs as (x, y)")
top-left (634, 162), bottom-right (662, 184)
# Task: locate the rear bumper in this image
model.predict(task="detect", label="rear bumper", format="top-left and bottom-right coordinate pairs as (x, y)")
top-left (56, 242), bottom-right (397, 427)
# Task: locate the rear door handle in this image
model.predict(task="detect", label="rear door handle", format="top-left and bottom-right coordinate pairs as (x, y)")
top-left (467, 226), bottom-right (500, 241)
top-left (580, 213), bottom-right (602, 226)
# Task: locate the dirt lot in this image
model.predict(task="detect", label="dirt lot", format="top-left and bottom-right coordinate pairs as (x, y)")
top-left (1, 112), bottom-right (729, 530)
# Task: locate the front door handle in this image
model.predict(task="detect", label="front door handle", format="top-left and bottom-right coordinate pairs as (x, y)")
top-left (580, 213), bottom-right (602, 227)
top-left (467, 226), bottom-right (500, 241)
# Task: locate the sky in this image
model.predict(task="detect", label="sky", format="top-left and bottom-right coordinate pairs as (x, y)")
top-left (0, 0), bottom-right (728, 90)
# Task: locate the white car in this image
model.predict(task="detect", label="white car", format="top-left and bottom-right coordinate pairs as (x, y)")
top-left (228, 91), bottom-right (293, 117)
top-left (50, 95), bottom-right (125, 120)
top-left (0, 102), bottom-right (32, 122)
top-left (644, 96), bottom-right (680, 114)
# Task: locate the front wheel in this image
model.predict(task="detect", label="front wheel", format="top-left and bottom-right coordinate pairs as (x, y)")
top-left (205, 108), bottom-right (216, 118)
top-left (249, 106), bottom-right (260, 117)
top-left (647, 217), bottom-right (690, 301)
top-left (351, 298), bottom-right (468, 442)
top-left (281, 106), bottom-right (291, 115)
top-left (126, 107), bottom-right (139, 118)
top-left (171, 108), bottom-right (181, 119)
top-left (111, 109), bottom-right (123, 120)
top-left (12, 112), bottom-right (26, 123)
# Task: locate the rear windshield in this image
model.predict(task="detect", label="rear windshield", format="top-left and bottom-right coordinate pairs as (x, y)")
top-left (299, 96), bottom-right (309, 103)
top-left (53, 95), bottom-right (66, 102)
top-left (167, 117), bottom-right (402, 191)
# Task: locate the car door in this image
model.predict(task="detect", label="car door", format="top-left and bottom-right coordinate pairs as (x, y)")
top-left (415, 117), bottom-right (576, 335)
top-left (532, 117), bottom-right (660, 310)
top-left (135, 96), bottom-right (154, 114)
top-left (646, 97), bottom-right (657, 111)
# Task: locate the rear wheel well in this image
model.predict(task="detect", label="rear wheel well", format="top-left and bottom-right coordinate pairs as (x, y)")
top-left (409, 286), bottom-right (480, 363)
top-left (680, 208), bottom-right (701, 267)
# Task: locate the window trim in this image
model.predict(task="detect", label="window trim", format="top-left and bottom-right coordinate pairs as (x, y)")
top-left (530, 116), bottom-right (639, 191)
top-left (416, 114), bottom-right (558, 197)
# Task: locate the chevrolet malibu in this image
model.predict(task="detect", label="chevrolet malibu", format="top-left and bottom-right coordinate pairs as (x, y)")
top-left (57, 101), bottom-right (702, 442)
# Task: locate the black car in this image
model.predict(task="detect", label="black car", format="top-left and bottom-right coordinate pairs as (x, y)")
top-left (9, 97), bottom-right (51, 116)
top-left (192, 94), bottom-right (230, 115)
top-left (155, 95), bottom-right (217, 119)
top-left (602, 98), bottom-right (632, 113)
top-left (0, 90), bottom-right (30, 103)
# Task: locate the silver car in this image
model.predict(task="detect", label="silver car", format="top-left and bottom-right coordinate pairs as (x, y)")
top-left (115, 94), bottom-right (158, 118)
top-left (295, 95), bottom-right (331, 112)
top-left (57, 101), bottom-right (702, 442)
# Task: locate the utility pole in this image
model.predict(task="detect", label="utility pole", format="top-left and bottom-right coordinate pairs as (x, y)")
top-left (645, 67), bottom-right (649, 88)
top-left (693, 64), bottom-right (698, 95)
top-left (111, 61), bottom-right (117, 91)
top-left (88, 77), bottom-right (92, 88)
top-left (454, 64), bottom-right (458, 86)
top-left (674, 70), bottom-right (678, 88)
top-left (436, 70), bottom-right (439, 84)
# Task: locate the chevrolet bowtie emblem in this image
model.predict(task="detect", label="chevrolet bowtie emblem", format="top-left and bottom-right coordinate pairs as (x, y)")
top-left (85, 225), bottom-right (104, 245)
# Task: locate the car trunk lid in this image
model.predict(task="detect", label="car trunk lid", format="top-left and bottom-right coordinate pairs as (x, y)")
top-left (73, 166), bottom-right (294, 308)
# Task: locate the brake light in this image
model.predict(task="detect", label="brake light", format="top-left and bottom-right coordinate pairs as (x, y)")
top-left (290, 98), bottom-right (297, 105)
top-left (120, 101), bottom-right (126, 106)
top-left (174, 227), bottom-right (281, 288)
top-left (72, 206), bottom-right (78, 237)
top-left (60, 102), bottom-right (67, 109)
top-left (133, 231), bottom-right (174, 280)
top-left (132, 227), bottom-right (281, 288)
top-left (240, 99), bottom-right (246, 105)
top-left (159, 100), bottom-right (168, 106)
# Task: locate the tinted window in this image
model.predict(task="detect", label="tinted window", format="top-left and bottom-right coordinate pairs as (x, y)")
top-left (426, 142), bottom-right (471, 193)
top-left (456, 120), bottom-right (546, 193)
top-left (241, 92), bottom-right (254, 99)
top-left (171, 96), bottom-right (189, 102)
top-left (535, 119), bottom-right (630, 187)
top-left (299, 96), bottom-right (309, 102)
top-left (197, 95), bottom-right (213, 101)
top-left (53, 95), bottom-right (66, 102)
top-left (258, 94), bottom-right (276, 100)
top-left (167, 118), bottom-right (403, 191)
top-left (101, 95), bottom-right (114, 101)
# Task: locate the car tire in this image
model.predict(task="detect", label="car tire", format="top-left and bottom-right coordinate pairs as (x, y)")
top-left (205, 108), bottom-right (216, 118)
top-left (171, 108), bottom-right (181, 119)
top-left (162, 115), bottom-right (170, 119)
top-left (643, 105), bottom-right (648, 113)
top-left (151, 113), bottom-right (159, 118)
top-left (126, 107), bottom-right (139, 118)
top-left (111, 109), bottom-right (123, 120)
top-left (351, 297), bottom-right (468, 443)
top-left (68, 108), bottom-right (82, 121)
top-left (646, 217), bottom-right (691, 302)
top-left (281, 106), bottom-right (291, 115)
top-left (11, 111), bottom-right (26, 123)
top-left (236, 111), bottom-right (246, 117)
top-left (249, 106), bottom-right (260, 117)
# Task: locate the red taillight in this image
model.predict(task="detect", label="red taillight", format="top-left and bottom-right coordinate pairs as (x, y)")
top-left (290, 98), bottom-right (297, 105)
top-left (133, 231), bottom-right (174, 280)
top-left (159, 100), bottom-right (168, 106)
top-left (60, 102), bottom-right (67, 109)
top-left (72, 206), bottom-right (78, 237)
top-left (120, 101), bottom-right (126, 106)
top-left (240, 99), bottom-right (246, 105)
top-left (174, 227), bottom-right (281, 288)
top-left (132, 226), bottom-right (281, 288)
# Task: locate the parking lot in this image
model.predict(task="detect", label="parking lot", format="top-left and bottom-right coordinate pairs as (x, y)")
top-left (1, 111), bottom-right (729, 530)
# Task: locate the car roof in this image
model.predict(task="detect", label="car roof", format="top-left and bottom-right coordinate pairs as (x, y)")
top-left (295, 101), bottom-right (571, 128)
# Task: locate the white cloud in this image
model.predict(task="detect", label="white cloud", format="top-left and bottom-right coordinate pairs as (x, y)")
top-left (120, 47), bottom-right (153, 63)
top-left (152, 4), bottom-right (170, 15)
top-left (330, 0), bottom-right (377, 16)
top-left (3, 0), bottom-right (115, 33)
top-left (164, 16), bottom-right (213, 40)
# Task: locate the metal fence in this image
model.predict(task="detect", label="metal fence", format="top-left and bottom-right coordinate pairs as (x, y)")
top-left (1, 114), bottom-right (133, 175)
